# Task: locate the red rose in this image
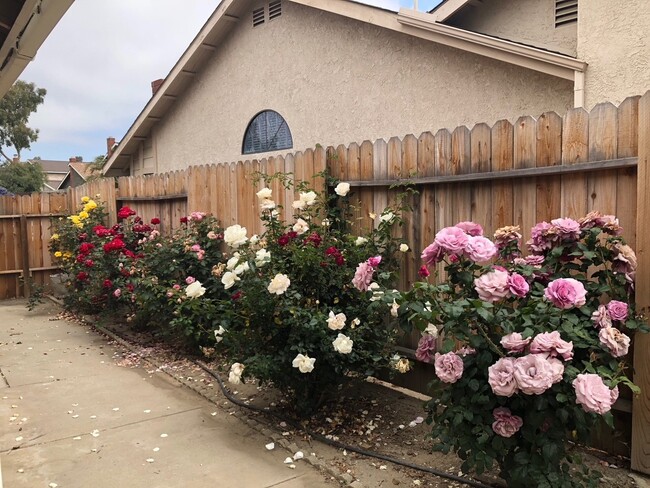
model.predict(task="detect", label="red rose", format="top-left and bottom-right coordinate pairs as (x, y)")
top-left (180, 216), bottom-right (188, 224)
top-left (126, 283), bottom-right (134, 293)
top-left (418, 265), bottom-right (430, 278)
top-left (151, 218), bottom-right (160, 225)
top-left (231, 291), bottom-right (243, 300)
top-left (117, 206), bottom-right (136, 220)
top-left (288, 231), bottom-right (298, 239)
top-left (79, 242), bottom-right (95, 254)
top-left (76, 254), bottom-right (85, 263)
top-left (93, 225), bottom-right (110, 237)
top-left (305, 232), bottom-right (322, 247)
top-left (123, 250), bottom-right (136, 258)
top-left (103, 279), bottom-right (113, 289)
top-left (103, 238), bottom-right (126, 253)
top-left (325, 246), bottom-right (340, 256)
top-left (78, 233), bottom-right (88, 241)
top-left (278, 235), bottom-right (290, 246)
top-left (335, 255), bottom-right (345, 266)
top-left (84, 259), bottom-right (94, 268)
top-left (76, 271), bottom-right (89, 281)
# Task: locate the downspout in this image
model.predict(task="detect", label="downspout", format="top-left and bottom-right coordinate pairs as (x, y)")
top-left (574, 70), bottom-right (585, 108)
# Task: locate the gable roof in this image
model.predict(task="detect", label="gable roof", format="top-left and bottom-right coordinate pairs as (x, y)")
top-left (56, 162), bottom-right (94, 189)
top-left (0, 0), bottom-right (75, 97)
top-left (102, 0), bottom-right (586, 176)
top-left (30, 159), bottom-right (70, 173)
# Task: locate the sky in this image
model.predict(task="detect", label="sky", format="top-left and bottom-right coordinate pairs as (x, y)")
top-left (18, 0), bottom-right (440, 163)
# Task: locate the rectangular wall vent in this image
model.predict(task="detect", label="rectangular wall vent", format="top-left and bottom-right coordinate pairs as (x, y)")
top-left (269, 0), bottom-right (282, 20)
top-left (252, 7), bottom-right (265, 27)
top-left (555, 0), bottom-right (577, 27)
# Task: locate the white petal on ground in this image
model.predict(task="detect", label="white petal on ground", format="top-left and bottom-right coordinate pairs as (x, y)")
top-left (414, 416), bottom-right (424, 424)
top-left (211, 412), bottom-right (217, 416)
top-left (293, 451), bottom-right (304, 460)
top-left (146, 458), bottom-right (155, 463)
top-left (265, 442), bottom-right (275, 450)
top-left (49, 483), bottom-right (58, 488)
top-left (72, 415), bottom-right (79, 418)
top-left (73, 436), bottom-right (81, 440)
top-left (379, 465), bottom-right (388, 470)
top-left (90, 415), bottom-right (97, 419)
top-left (17, 468), bottom-right (24, 473)
top-left (284, 457), bottom-right (293, 464)
top-left (143, 409), bottom-right (151, 413)
top-left (160, 433), bottom-right (168, 438)
top-left (15, 436), bottom-right (23, 441)
top-left (153, 447), bottom-right (160, 452)
top-left (112, 407), bottom-right (120, 411)
top-left (288, 464), bottom-right (296, 469)
top-left (90, 429), bottom-right (100, 437)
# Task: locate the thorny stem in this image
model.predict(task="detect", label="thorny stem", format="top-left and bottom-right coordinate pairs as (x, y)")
top-left (475, 321), bottom-right (505, 358)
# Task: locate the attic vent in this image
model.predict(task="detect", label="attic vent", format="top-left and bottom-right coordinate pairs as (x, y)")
top-left (269, 0), bottom-right (282, 20)
top-left (252, 7), bottom-right (265, 27)
top-left (555, 0), bottom-right (577, 27)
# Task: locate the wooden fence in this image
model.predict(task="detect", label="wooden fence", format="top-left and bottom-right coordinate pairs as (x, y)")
top-left (1, 93), bottom-right (649, 466)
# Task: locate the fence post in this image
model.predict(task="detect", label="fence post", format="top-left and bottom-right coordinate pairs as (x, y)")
top-left (19, 215), bottom-right (31, 298)
top-left (631, 90), bottom-right (650, 473)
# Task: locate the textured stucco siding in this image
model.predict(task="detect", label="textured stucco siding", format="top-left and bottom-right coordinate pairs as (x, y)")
top-left (578, 0), bottom-right (650, 109)
top-left (446, 0), bottom-right (577, 56)
top-left (151, 1), bottom-right (573, 173)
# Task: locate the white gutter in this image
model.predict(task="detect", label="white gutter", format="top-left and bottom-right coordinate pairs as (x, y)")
top-left (0, 0), bottom-right (75, 98)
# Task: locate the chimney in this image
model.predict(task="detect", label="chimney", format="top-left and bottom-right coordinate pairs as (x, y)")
top-left (69, 157), bottom-right (76, 163)
top-left (151, 78), bottom-right (164, 95)
top-left (12, 155), bottom-right (19, 163)
top-left (107, 137), bottom-right (116, 157)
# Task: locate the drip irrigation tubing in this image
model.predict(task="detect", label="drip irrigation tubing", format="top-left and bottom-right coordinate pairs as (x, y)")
top-left (195, 360), bottom-right (495, 488)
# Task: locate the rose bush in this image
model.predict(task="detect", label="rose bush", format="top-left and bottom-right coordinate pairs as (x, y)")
top-left (392, 213), bottom-right (647, 487)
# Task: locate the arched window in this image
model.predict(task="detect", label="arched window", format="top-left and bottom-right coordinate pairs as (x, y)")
top-left (242, 110), bottom-right (293, 155)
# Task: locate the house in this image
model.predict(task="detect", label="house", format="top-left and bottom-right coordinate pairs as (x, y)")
top-left (0, 0), bottom-right (75, 97)
top-left (30, 157), bottom-right (83, 192)
top-left (57, 161), bottom-right (95, 190)
top-left (102, 0), bottom-right (650, 177)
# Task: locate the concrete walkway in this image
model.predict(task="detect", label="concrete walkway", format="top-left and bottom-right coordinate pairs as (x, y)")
top-left (0, 300), bottom-right (333, 488)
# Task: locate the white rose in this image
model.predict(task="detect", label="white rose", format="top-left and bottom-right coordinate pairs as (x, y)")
top-left (268, 273), bottom-right (290, 295)
top-left (326, 311), bottom-right (346, 330)
top-left (255, 248), bottom-right (271, 267)
top-left (292, 199), bottom-right (305, 210)
top-left (332, 333), bottom-right (353, 354)
top-left (228, 362), bottom-right (245, 384)
top-left (234, 262), bottom-right (249, 276)
top-left (368, 282), bottom-right (383, 302)
top-left (221, 271), bottom-right (240, 290)
top-left (250, 234), bottom-right (259, 245)
top-left (355, 237), bottom-right (368, 246)
top-left (350, 317), bottom-right (361, 328)
top-left (226, 254), bottom-right (240, 270)
top-left (214, 326), bottom-right (226, 343)
top-left (424, 323), bottom-right (439, 339)
top-left (300, 191), bottom-right (317, 207)
top-left (293, 218), bottom-right (309, 235)
top-left (380, 212), bottom-right (395, 223)
top-left (185, 281), bottom-right (206, 299)
top-left (399, 243), bottom-right (409, 252)
top-left (321, 218), bottom-right (331, 227)
top-left (292, 353), bottom-right (315, 373)
top-left (335, 182), bottom-right (350, 197)
top-left (390, 300), bottom-right (399, 317)
top-left (256, 187), bottom-right (273, 199)
top-left (224, 225), bottom-right (248, 248)
top-left (260, 199), bottom-right (276, 210)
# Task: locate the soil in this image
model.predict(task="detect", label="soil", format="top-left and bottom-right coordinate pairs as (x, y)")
top-left (59, 309), bottom-right (646, 488)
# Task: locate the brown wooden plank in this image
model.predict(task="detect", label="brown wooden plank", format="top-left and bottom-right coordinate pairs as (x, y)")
top-left (402, 134), bottom-right (418, 287)
top-left (631, 90), bottom-right (650, 474)
top-left (513, 116), bottom-right (537, 245)
top-left (434, 129), bottom-right (452, 280)
top-left (418, 132), bottom-right (436, 263)
top-left (313, 145), bottom-right (326, 193)
top-left (373, 139), bottom-right (388, 226)
top-left (561, 107), bottom-right (590, 219)
top-left (536, 112), bottom-right (563, 223)
top-left (588, 102), bottom-right (618, 215)
top-left (360, 140), bottom-right (374, 232)
top-left (470, 123), bottom-right (492, 234)
top-left (346, 143), bottom-right (361, 233)
top-left (616, 96), bottom-right (640, 249)
top-left (450, 126), bottom-right (471, 223)
top-left (492, 120), bottom-right (515, 230)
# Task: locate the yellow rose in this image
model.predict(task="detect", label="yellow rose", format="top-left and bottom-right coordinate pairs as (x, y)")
top-left (69, 215), bottom-right (81, 225)
top-left (63, 252), bottom-right (73, 259)
top-left (51, 233), bottom-right (60, 240)
top-left (81, 196), bottom-right (90, 203)
top-left (78, 211), bottom-right (89, 220)
top-left (83, 200), bottom-right (97, 212)
top-left (54, 251), bottom-right (62, 258)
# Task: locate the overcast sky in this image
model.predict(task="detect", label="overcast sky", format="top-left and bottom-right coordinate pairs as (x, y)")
top-left (19, 0), bottom-right (439, 162)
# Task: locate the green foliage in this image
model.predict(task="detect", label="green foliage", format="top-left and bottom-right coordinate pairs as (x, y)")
top-left (0, 161), bottom-right (46, 193)
top-left (0, 80), bottom-right (46, 163)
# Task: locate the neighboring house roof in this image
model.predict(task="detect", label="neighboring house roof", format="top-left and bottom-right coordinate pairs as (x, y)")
top-left (0, 0), bottom-right (75, 97)
top-left (102, 0), bottom-right (586, 176)
top-left (56, 162), bottom-right (94, 190)
top-left (32, 159), bottom-right (70, 174)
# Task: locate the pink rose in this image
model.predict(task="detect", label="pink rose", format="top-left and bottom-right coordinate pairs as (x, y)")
top-left (474, 269), bottom-right (510, 302)
top-left (434, 227), bottom-right (469, 254)
top-left (488, 357), bottom-right (518, 397)
top-left (172, 284), bottom-right (181, 290)
top-left (455, 221), bottom-right (483, 237)
top-left (599, 327), bottom-right (631, 357)
top-left (527, 221), bottom-right (553, 253)
top-left (465, 236), bottom-right (498, 264)
top-left (367, 255), bottom-right (382, 268)
top-left (185, 276), bottom-right (196, 284)
top-left (190, 244), bottom-right (201, 252)
top-left (573, 373), bottom-right (619, 415)
top-left (492, 407), bottom-right (523, 438)
top-left (352, 262), bottom-right (374, 292)
top-left (544, 278), bottom-right (587, 309)
top-left (113, 288), bottom-right (121, 298)
top-left (500, 332), bottom-right (531, 354)
top-left (421, 242), bottom-right (444, 267)
top-left (456, 347), bottom-right (476, 357)
top-left (524, 254), bottom-right (545, 267)
top-left (551, 217), bottom-right (581, 241)
top-left (189, 211), bottom-right (206, 221)
top-left (530, 331), bottom-right (573, 361)
top-left (507, 273), bottom-right (529, 297)
top-left (548, 357), bottom-right (565, 384)
top-left (513, 354), bottom-right (554, 395)
top-left (607, 300), bottom-right (628, 322)
top-left (591, 305), bottom-right (612, 329)
top-left (415, 334), bottom-right (437, 363)
top-left (434, 352), bottom-right (464, 384)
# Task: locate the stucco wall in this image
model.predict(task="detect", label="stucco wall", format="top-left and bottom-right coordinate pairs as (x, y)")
top-left (150, 1), bottom-right (573, 174)
top-left (446, 0), bottom-right (577, 56)
top-left (578, 0), bottom-right (650, 109)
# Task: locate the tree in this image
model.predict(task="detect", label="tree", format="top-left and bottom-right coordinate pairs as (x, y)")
top-left (0, 161), bottom-right (46, 194)
top-left (85, 154), bottom-right (107, 182)
top-left (0, 81), bottom-right (47, 164)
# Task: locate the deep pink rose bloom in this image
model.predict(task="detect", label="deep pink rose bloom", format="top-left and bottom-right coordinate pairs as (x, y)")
top-left (421, 242), bottom-right (444, 267)
top-left (607, 300), bottom-right (628, 322)
top-left (513, 354), bottom-right (554, 395)
top-left (434, 227), bottom-right (469, 254)
top-left (185, 276), bottom-right (196, 284)
top-left (434, 352), bottom-right (464, 384)
top-left (591, 305), bottom-right (612, 328)
top-left (527, 221), bottom-right (553, 253)
top-left (500, 332), bottom-right (531, 354)
top-left (172, 284), bottom-right (181, 290)
top-left (573, 373), bottom-right (619, 414)
top-left (415, 334), bottom-right (437, 363)
top-left (599, 327), bottom-right (631, 357)
top-left (190, 244), bottom-right (202, 252)
top-left (474, 269), bottom-right (510, 302)
top-left (189, 211), bottom-right (206, 221)
top-left (551, 217), bottom-right (581, 241)
top-left (455, 221), bottom-right (483, 236)
top-left (507, 273), bottom-right (529, 297)
top-left (465, 236), bottom-right (498, 264)
top-left (530, 331), bottom-right (574, 361)
top-left (367, 256), bottom-right (382, 268)
top-left (418, 265), bottom-right (430, 278)
top-left (544, 278), bottom-right (587, 309)
top-left (352, 262), bottom-right (374, 291)
top-left (488, 357), bottom-right (518, 397)
top-left (492, 407), bottom-right (523, 438)
top-left (113, 288), bottom-right (121, 298)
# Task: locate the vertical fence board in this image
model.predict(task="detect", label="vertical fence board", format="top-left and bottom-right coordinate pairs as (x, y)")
top-left (450, 126), bottom-right (472, 223)
top-left (617, 96), bottom-right (640, 248)
top-left (561, 108), bottom-right (590, 218)
top-left (470, 123), bottom-right (492, 233)
top-left (491, 120), bottom-right (515, 230)
top-left (360, 140), bottom-right (374, 232)
top-left (588, 103), bottom-right (619, 215)
top-left (513, 116), bottom-right (537, 244)
top-left (535, 112), bottom-right (563, 223)
top-left (373, 139), bottom-right (388, 224)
